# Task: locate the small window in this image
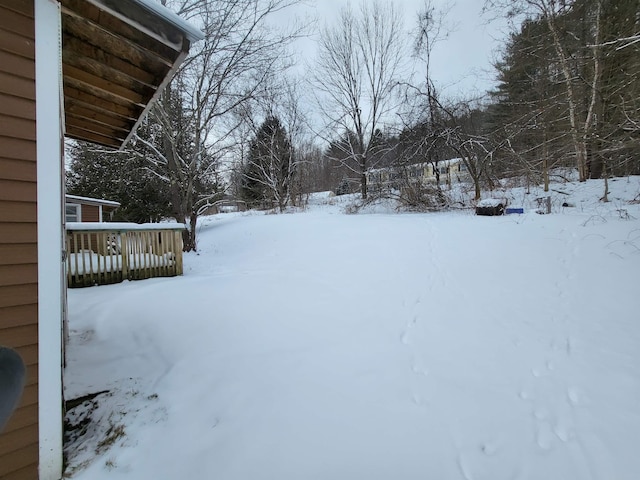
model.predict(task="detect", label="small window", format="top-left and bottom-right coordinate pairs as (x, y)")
top-left (66, 204), bottom-right (80, 223)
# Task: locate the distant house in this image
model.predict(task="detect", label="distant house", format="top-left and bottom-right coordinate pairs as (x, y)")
top-left (0, 1), bottom-right (203, 479)
top-left (367, 158), bottom-right (469, 191)
top-left (199, 196), bottom-right (248, 215)
top-left (65, 194), bottom-right (120, 223)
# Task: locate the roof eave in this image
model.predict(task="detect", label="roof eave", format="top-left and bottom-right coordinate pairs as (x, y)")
top-left (130, 0), bottom-right (205, 43)
top-left (119, 42), bottom-right (189, 150)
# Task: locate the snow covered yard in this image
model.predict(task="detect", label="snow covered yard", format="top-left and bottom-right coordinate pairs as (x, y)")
top-left (64, 178), bottom-right (640, 479)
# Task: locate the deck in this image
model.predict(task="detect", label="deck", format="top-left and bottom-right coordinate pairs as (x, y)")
top-left (65, 223), bottom-right (185, 287)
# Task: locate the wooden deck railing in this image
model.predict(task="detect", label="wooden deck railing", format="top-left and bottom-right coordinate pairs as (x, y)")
top-left (65, 223), bottom-right (186, 288)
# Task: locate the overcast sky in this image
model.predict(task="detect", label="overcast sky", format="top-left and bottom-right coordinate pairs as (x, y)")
top-left (284, 0), bottom-right (510, 98)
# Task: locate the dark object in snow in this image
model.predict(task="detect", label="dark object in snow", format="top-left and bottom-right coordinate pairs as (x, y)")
top-left (0, 346), bottom-right (26, 431)
top-left (505, 207), bottom-right (524, 214)
top-left (476, 198), bottom-right (505, 216)
top-left (562, 201), bottom-right (575, 207)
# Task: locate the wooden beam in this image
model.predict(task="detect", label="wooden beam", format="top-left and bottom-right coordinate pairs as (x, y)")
top-left (61, 0), bottom-right (180, 63)
top-left (65, 126), bottom-right (122, 149)
top-left (61, 12), bottom-right (173, 71)
top-left (62, 64), bottom-right (145, 105)
top-left (66, 113), bottom-right (130, 137)
top-left (62, 34), bottom-right (160, 87)
top-left (63, 83), bottom-right (136, 117)
top-left (64, 99), bottom-right (133, 130)
top-left (62, 45), bottom-right (157, 98)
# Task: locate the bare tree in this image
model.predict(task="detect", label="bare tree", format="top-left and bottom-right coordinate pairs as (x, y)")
top-left (137, 0), bottom-right (306, 251)
top-left (443, 105), bottom-right (497, 201)
top-left (312, 0), bottom-right (405, 199)
top-left (394, 1), bottom-right (464, 201)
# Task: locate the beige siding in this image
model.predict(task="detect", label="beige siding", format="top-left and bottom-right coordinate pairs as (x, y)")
top-left (0, 1), bottom-right (39, 479)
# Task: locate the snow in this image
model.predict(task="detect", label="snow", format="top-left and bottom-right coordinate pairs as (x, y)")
top-left (67, 251), bottom-right (174, 275)
top-left (66, 222), bottom-right (185, 231)
top-left (65, 194), bottom-right (121, 207)
top-left (477, 197), bottom-right (506, 207)
top-left (64, 176), bottom-right (640, 480)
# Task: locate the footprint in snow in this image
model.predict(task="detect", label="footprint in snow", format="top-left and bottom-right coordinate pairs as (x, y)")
top-left (411, 364), bottom-right (429, 376)
top-left (457, 447), bottom-right (523, 480)
top-left (533, 407), bottom-right (548, 420)
top-left (567, 387), bottom-right (581, 406)
top-left (553, 422), bottom-right (571, 442)
top-left (481, 442), bottom-right (498, 456)
top-left (536, 420), bottom-right (555, 451)
top-left (565, 337), bottom-right (573, 355)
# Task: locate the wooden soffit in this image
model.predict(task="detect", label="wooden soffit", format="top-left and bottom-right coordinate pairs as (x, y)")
top-left (60, 0), bottom-right (199, 149)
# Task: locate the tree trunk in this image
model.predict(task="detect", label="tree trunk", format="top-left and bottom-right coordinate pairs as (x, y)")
top-left (602, 161), bottom-right (609, 203)
top-left (182, 213), bottom-right (198, 252)
top-left (543, 0), bottom-right (602, 182)
top-left (360, 154), bottom-right (367, 199)
top-left (360, 172), bottom-right (367, 199)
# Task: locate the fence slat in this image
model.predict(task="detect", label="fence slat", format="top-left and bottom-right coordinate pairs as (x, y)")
top-left (145, 231), bottom-right (151, 279)
top-left (73, 232), bottom-right (80, 287)
top-left (66, 233), bottom-right (72, 287)
top-left (176, 231), bottom-right (183, 275)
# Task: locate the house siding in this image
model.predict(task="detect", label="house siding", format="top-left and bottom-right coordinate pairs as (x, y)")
top-left (81, 204), bottom-right (100, 222)
top-left (0, 1), bottom-right (39, 479)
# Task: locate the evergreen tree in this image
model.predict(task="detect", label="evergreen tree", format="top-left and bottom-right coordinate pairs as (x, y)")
top-left (241, 116), bottom-right (294, 211)
top-left (592, 0), bottom-right (640, 178)
top-left (65, 140), bottom-right (171, 223)
top-left (486, 0), bottom-right (638, 182)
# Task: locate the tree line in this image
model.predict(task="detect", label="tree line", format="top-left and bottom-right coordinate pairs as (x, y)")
top-left (67, 0), bottom-right (640, 250)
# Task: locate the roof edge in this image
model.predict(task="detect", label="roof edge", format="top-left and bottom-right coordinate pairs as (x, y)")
top-left (130, 0), bottom-right (205, 43)
top-left (65, 194), bottom-right (121, 207)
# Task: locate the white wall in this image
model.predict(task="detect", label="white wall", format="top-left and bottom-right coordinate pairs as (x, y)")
top-left (35, 0), bottom-right (64, 478)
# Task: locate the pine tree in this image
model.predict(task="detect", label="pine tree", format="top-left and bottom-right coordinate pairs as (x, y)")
top-left (66, 140), bottom-right (171, 223)
top-left (241, 116), bottom-right (294, 211)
